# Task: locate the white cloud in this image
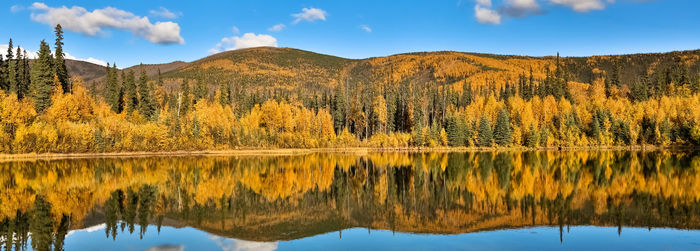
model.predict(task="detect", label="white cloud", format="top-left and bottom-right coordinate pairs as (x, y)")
top-left (209, 32), bottom-right (278, 54)
top-left (232, 26), bottom-right (240, 34)
top-left (29, 2), bottom-right (184, 45)
top-left (64, 52), bottom-right (108, 66)
top-left (291, 7), bottom-right (327, 24)
top-left (476, 0), bottom-right (493, 7)
top-left (268, 23), bottom-right (285, 32)
top-left (149, 7), bottom-right (180, 19)
top-left (550, 0), bottom-right (609, 12)
top-left (0, 44), bottom-right (106, 66)
top-left (0, 44), bottom-right (37, 59)
top-left (474, 5), bottom-right (501, 24)
top-left (502, 0), bottom-right (541, 17)
top-left (10, 4), bottom-right (24, 13)
top-left (360, 25), bottom-right (372, 33)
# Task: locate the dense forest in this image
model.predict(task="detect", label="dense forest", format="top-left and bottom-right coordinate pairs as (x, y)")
top-left (1, 27), bottom-right (700, 153)
top-left (1, 151), bottom-right (699, 250)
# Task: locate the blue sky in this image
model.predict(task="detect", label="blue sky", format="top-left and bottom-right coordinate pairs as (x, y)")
top-left (1, 0), bottom-right (698, 67)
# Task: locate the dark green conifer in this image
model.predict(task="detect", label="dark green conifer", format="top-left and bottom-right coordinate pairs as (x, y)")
top-left (29, 40), bottom-right (54, 112)
top-left (54, 24), bottom-right (70, 93)
top-left (494, 109), bottom-right (512, 146)
top-left (478, 115), bottom-right (493, 147)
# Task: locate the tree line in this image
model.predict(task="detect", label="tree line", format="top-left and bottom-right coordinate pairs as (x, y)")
top-left (1, 28), bottom-right (700, 153)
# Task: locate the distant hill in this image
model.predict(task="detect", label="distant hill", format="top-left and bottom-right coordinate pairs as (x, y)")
top-left (69, 47), bottom-right (700, 100)
top-left (161, 47), bottom-right (700, 93)
top-left (65, 59), bottom-right (107, 82)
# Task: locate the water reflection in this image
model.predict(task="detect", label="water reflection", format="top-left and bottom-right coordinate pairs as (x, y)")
top-left (1, 151), bottom-right (699, 250)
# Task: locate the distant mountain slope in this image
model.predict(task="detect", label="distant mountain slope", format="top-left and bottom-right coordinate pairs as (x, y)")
top-left (65, 59), bottom-right (107, 82)
top-left (163, 47), bottom-right (352, 92)
top-left (160, 47), bottom-right (700, 96)
top-left (72, 47), bottom-right (700, 102)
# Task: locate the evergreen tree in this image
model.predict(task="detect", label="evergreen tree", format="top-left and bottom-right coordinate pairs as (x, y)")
top-left (12, 47), bottom-right (23, 98)
top-left (446, 114), bottom-right (466, 146)
top-left (124, 70), bottom-right (138, 113)
top-left (156, 68), bottom-right (163, 86)
top-left (138, 69), bottom-right (156, 119)
top-left (194, 75), bottom-right (207, 102)
top-left (525, 124), bottom-right (539, 147)
top-left (5, 39), bottom-right (15, 92)
top-left (54, 24), bottom-right (70, 93)
top-left (21, 50), bottom-right (30, 99)
top-left (218, 81), bottom-right (231, 106)
top-left (590, 116), bottom-right (600, 144)
top-left (539, 127), bottom-right (550, 147)
top-left (494, 109), bottom-right (512, 146)
top-left (29, 40), bottom-right (54, 112)
top-left (179, 79), bottom-right (191, 116)
top-left (413, 123), bottom-right (424, 146)
top-left (105, 63), bottom-right (123, 113)
top-left (461, 82), bottom-right (473, 106)
top-left (477, 115), bottom-right (493, 147)
top-left (660, 118), bottom-right (672, 144)
top-left (333, 83), bottom-right (347, 132)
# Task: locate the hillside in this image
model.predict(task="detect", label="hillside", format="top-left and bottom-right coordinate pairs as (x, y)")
top-left (73, 47), bottom-right (700, 100)
top-left (155, 47), bottom-right (700, 99)
top-left (65, 59), bottom-right (107, 82)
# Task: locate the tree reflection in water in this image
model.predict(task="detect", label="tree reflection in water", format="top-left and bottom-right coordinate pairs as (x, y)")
top-left (0, 151), bottom-right (699, 250)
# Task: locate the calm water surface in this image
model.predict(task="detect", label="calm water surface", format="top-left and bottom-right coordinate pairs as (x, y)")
top-left (1, 151), bottom-right (700, 250)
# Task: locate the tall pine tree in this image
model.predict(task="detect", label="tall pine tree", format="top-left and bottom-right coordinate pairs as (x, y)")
top-left (29, 40), bottom-right (54, 112)
top-left (179, 79), bottom-right (191, 116)
top-left (493, 109), bottom-right (512, 146)
top-left (105, 63), bottom-right (123, 113)
top-left (138, 69), bottom-right (156, 119)
top-left (5, 39), bottom-right (15, 92)
top-left (54, 24), bottom-right (70, 93)
top-left (124, 70), bottom-right (138, 113)
top-left (478, 115), bottom-right (493, 147)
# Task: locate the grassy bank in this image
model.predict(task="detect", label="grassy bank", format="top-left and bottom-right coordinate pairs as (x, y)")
top-left (0, 145), bottom-right (695, 162)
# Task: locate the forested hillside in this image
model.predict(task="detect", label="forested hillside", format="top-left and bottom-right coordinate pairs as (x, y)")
top-left (1, 27), bottom-right (699, 153)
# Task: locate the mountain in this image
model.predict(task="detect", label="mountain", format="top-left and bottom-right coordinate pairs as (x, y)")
top-left (160, 47), bottom-right (700, 92)
top-left (65, 59), bottom-right (107, 82)
top-left (68, 47), bottom-right (700, 102)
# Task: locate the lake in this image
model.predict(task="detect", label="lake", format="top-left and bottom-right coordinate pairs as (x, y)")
top-left (1, 151), bottom-right (700, 250)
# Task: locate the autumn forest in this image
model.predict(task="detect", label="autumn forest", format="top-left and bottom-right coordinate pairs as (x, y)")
top-left (1, 26), bottom-right (700, 153)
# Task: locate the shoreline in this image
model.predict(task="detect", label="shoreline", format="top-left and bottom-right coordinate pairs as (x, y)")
top-left (0, 145), bottom-right (696, 161)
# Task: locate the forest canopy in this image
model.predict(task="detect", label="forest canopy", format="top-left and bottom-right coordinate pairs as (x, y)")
top-left (1, 28), bottom-right (700, 153)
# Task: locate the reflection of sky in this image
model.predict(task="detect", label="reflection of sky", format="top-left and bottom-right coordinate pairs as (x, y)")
top-left (53, 225), bottom-right (700, 251)
top-left (209, 236), bottom-right (278, 251)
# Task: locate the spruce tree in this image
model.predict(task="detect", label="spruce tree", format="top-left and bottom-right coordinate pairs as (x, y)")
top-left (54, 24), bottom-right (69, 93)
top-left (124, 70), bottom-right (138, 113)
top-left (12, 47), bottom-right (22, 98)
top-left (105, 63), bottom-right (123, 113)
top-left (446, 114), bottom-right (467, 146)
top-left (525, 124), bottom-right (539, 147)
top-left (156, 69), bottom-right (163, 86)
top-left (19, 50), bottom-right (30, 99)
top-left (477, 115), bottom-right (493, 147)
top-left (218, 81), bottom-right (231, 106)
top-left (138, 69), bottom-right (155, 119)
top-left (180, 79), bottom-right (191, 116)
top-left (5, 39), bottom-right (15, 92)
top-left (29, 40), bottom-right (54, 112)
top-left (333, 83), bottom-right (347, 132)
top-left (194, 75), bottom-right (207, 102)
top-left (494, 109), bottom-right (512, 146)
